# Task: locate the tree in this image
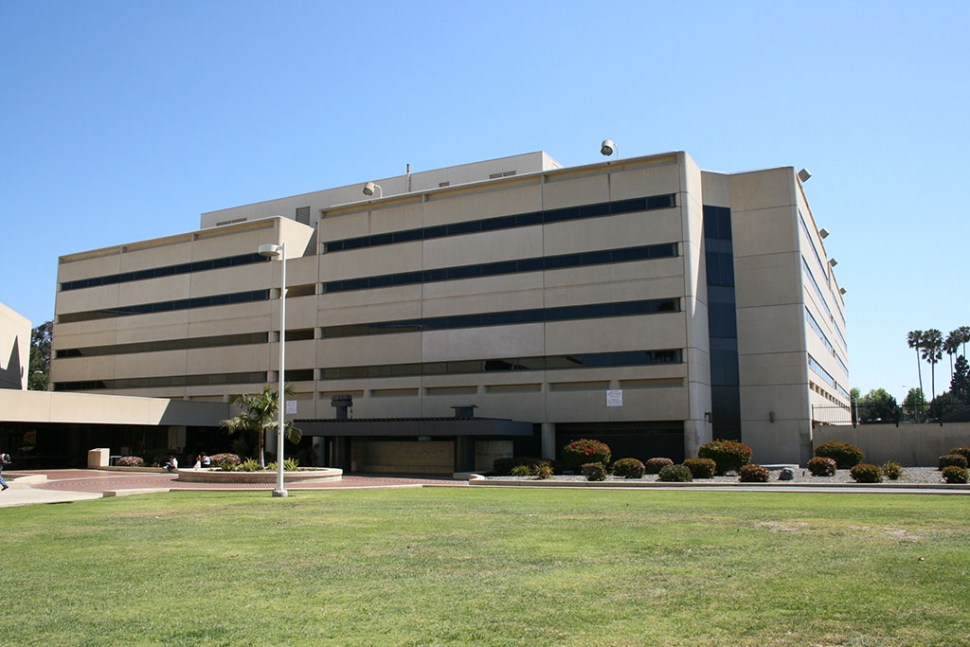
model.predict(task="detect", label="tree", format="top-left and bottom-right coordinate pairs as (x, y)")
top-left (28, 320), bottom-right (52, 391)
top-left (902, 387), bottom-right (927, 418)
top-left (857, 388), bottom-right (898, 423)
top-left (906, 330), bottom-right (925, 420)
top-left (951, 356), bottom-right (970, 405)
top-left (221, 385), bottom-right (302, 468)
top-left (959, 325), bottom-right (970, 358)
top-left (921, 329), bottom-right (943, 419)
top-left (944, 330), bottom-right (962, 379)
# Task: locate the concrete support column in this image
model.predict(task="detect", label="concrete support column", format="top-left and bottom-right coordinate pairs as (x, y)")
top-left (541, 422), bottom-right (556, 459)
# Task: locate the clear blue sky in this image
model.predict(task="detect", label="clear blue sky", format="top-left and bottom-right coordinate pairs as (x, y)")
top-left (1, 1), bottom-right (966, 402)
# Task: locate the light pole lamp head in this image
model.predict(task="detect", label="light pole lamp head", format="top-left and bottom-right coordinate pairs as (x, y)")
top-left (363, 181), bottom-right (382, 198)
top-left (600, 139), bottom-right (617, 157)
top-left (819, 228), bottom-right (830, 239)
top-left (258, 243), bottom-right (283, 258)
top-left (798, 168), bottom-right (812, 182)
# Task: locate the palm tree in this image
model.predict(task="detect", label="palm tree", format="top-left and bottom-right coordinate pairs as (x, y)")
top-left (906, 330), bottom-right (925, 420)
top-left (921, 329), bottom-right (943, 420)
top-left (945, 330), bottom-right (961, 379)
top-left (222, 385), bottom-right (302, 468)
top-left (959, 325), bottom-right (970, 358)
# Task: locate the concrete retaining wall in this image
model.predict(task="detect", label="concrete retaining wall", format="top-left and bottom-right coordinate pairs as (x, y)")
top-left (813, 422), bottom-right (970, 467)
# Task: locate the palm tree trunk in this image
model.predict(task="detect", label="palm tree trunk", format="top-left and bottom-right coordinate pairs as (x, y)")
top-left (915, 348), bottom-right (924, 420)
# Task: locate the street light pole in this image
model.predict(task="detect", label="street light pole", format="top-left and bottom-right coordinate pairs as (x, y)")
top-left (258, 241), bottom-right (288, 498)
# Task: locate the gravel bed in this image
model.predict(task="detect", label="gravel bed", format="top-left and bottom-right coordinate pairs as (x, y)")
top-left (486, 467), bottom-right (948, 485)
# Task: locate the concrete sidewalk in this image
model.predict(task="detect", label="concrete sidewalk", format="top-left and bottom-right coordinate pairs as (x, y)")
top-left (0, 475), bottom-right (102, 508)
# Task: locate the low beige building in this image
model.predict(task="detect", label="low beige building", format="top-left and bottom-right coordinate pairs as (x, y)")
top-left (51, 150), bottom-right (849, 471)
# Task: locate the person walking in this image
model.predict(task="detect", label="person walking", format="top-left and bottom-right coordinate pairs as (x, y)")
top-left (0, 453), bottom-right (10, 490)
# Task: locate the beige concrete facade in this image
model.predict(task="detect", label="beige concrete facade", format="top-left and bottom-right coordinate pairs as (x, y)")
top-left (0, 301), bottom-right (31, 390)
top-left (52, 150), bottom-right (849, 468)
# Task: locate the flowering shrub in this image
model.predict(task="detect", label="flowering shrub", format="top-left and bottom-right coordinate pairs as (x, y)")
top-left (581, 462), bottom-right (607, 481)
top-left (849, 463), bottom-right (883, 483)
top-left (116, 456), bottom-right (144, 467)
top-left (210, 453), bottom-right (241, 470)
top-left (881, 461), bottom-right (904, 480)
top-left (563, 439), bottom-right (611, 472)
top-left (697, 440), bottom-right (752, 475)
top-left (947, 446), bottom-right (970, 462)
top-left (657, 464), bottom-right (692, 482)
top-left (612, 458), bottom-right (646, 479)
top-left (683, 458), bottom-right (717, 479)
top-left (807, 456), bottom-right (837, 477)
top-left (739, 464), bottom-right (770, 483)
top-left (814, 441), bottom-right (864, 468)
top-left (644, 457), bottom-right (674, 475)
top-left (942, 465), bottom-right (969, 484)
top-left (938, 454), bottom-right (968, 470)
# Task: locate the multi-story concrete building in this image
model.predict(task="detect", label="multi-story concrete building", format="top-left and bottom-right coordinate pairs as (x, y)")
top-left (51, 150), bottom-right (849, 472)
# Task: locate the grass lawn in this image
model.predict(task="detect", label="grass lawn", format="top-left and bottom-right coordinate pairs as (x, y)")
top-left (1, 488), bottom-right (968, 646)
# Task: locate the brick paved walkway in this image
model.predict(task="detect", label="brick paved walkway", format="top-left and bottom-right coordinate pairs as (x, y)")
top-left (12, 470), bottom-right (463, 494)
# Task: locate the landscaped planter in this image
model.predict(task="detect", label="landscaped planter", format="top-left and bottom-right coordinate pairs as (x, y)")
top-left (176, 468), bottom-right (342, 484)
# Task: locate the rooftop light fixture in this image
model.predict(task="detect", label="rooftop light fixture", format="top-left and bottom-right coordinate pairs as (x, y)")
top-left (828, 258), bottom-right (838, 267)
top-left (798, 168), bottom-right (812, 182)
top-left (362, 182), bottom-right (382, 198)
top-left (819, 228), bottom-right (830, 239)
top-left (600, 139), bottom-right (618, 158)
top-left (839, 287), bottom-right (847, 295)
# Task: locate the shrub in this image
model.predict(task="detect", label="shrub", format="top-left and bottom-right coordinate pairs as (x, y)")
top-left (938, 454), bottom-right (968, 470)
top-left (563, 439), bottom-right (611, 472)
top-left (807, 456), bottom-right (837, 477)
top-left (849, 463), bottom-right (883, 483)
top-left (683, 457), bottom-right (717, 479)
top-left (612, 458), bottom-right (646, 479)
top-left (657, 464), bottom-right (692, 482)
top-left (510, 465), bottom-right (533, 477)
top-left (739, 464), bottom-right (770, 483)
top-left (210, 453), bottom-right (241, 470)
top-left (240, 458), bottom-right (260, 472)
top-left (942, 465), bottom-right (969, 484)
top-left (493, 457), bottom-right (560, 476)
top-left (814, 441), bottom-right (864, 468)
top-left (116, 456), bottom-right (144, 468)
top-left (644, 457), bottom-right (674, 475)
top-left (697, 440), bottom-right (752, 475)
top-left (581, 462), bottom-right (607, 481)
top-left (534, 463), bottom-right (554, 480)
top-left (947, 446), bottom-right (970, 462)
top-left (881, 461), bottom-right (904, 481)
top-left (492, 457), bottom-right (519, 475)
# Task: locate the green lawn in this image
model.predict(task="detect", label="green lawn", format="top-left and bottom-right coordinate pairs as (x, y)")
top-left (1, 488), bottom-right (968, 646)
